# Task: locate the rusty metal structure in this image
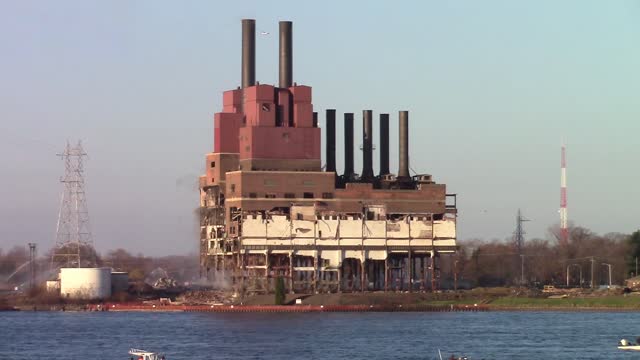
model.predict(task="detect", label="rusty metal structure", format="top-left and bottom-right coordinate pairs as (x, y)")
top-left (199, 19), bottom-right (457, 294)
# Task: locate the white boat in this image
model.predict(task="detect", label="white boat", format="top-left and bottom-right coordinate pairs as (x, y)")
top-left (438, 349), bottom-right (469, 359)
top-left (618, 339), bottom-right (640, 351)
top-left (129, 348), bottom-right (166, 360)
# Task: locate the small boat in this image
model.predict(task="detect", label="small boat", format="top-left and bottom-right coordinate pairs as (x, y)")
top-left (438, 349), bottom-right (469, 359)
top-left (129, 348), bottom-right (166, 360)
top-left (618, 339), bottom-right (640, 351)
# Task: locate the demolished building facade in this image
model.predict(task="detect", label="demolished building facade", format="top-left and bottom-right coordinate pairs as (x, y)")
top-left (199, 19), bottom-right (457, 293)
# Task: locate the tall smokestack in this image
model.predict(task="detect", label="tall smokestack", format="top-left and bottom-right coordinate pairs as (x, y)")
top-left (326, 109), bottom-right (336, 173)
top-left (398, 110), bottom-right (410, 178)
top-left (241, 19), bottom-right (256, 88)
top-left (379, 113), bottom-right (390, 175)
top-left (279, 21), bottom-right (293, 88)
top-left (361, 110), bottom-right (374, 181)
top-left (343, 113), bottom-right (354, 179)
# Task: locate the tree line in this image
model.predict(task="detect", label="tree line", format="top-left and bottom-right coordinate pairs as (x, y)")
top-left (2, 226), bottom-right (639, 289)
top-left (0, 246), bottom-right (198, 287)
top-left (444, 227), bottom-right (640, 288)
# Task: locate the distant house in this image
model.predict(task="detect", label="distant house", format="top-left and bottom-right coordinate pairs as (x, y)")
top-left (625, 276), bottom-right (640, 289)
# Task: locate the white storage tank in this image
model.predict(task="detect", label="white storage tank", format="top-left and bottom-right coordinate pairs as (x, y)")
top-left (60, 268), bottom-right (112, 300)
top-left (46, 280), bottom-right (60, 293)
top-left (110, 271), bottom-right (129, 294)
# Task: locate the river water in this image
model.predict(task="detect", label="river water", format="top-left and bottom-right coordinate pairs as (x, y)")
top-left (1, 311), bottom-right (638, 359)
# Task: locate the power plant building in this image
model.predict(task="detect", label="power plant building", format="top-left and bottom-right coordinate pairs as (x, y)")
top-left (199, 19), bottom-right (457, 293)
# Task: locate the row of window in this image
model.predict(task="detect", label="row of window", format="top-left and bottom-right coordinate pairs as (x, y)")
top-left (245, 192), bottom-right (334, 199)
top-left (242, 214), bottom-right (433, 221)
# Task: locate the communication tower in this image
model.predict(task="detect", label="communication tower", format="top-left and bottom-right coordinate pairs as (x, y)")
top-left (560, 144), bottom-right (569, 245)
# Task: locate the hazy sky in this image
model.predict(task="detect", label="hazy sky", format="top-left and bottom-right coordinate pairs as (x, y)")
top-left (1, 1), bottom-right (639, 255)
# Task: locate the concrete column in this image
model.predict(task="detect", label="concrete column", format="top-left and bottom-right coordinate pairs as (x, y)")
top-left (213, 255), bottom-right (218, 282)
top-left (431, 253), bottom-right (436, 291)
top-left (221, 255), bottom-right (225, 283)
top-left (289, 252), bottom-right (295, 294)
top-left (361, 259), bottom-right (366, 292)
top-left (337, 251), bottom-right (343, 293)
top-left (313, 251), bottom-right (318, 293)
top-left (240, 251), bottom-right (246, 293)
top-left (384, 255), bottom-right (389, 292)
top-left (422, 257), bottom-right (428, 291)
top-left (265, 251), bottom-right (270, 292)
top-left (407, 251), bottom-right (413, 293)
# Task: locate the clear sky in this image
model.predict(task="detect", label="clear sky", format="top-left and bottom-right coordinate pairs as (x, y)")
top-left (1, 1), bottom-right (639, 255)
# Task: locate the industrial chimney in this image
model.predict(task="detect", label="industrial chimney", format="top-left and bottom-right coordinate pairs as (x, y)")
top-left (326, 109), bottom-right (336, 173)
top-left (343, 113), bottom-right (355, 179)
top-left (241, 19), bottom-right (256, 88)
top-left (379, 113), bottom-right (390, 175)
top-left (279, 21), bottom-right (293, 88)
top-left (398, 110), bottom-right (410, 179)
top-left (361, 110), bottom-right (374, 181)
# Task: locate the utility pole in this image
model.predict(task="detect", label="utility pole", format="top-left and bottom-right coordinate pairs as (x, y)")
top-left (602, 263), bottom-right (612, 287)
top-left (454, 259), bottom-right (458, 291)
top-left (520, 255), bottom-right (525, 285)
top-left (590, 257), bottom-right (596, 289)
top-left (566, 263), bottom-right (582, 287)
top-left (514, 209), bottom-right (529, 285)
top-left (28, 243), bottom-right (36, 290)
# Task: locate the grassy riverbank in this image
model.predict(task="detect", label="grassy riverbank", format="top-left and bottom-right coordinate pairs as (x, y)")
top-left (241, 288), bottom-right (640, 310)
top-left (4, 286), bottom-right (640, 311)
top-left (487, 295), bottom-right (640, 309)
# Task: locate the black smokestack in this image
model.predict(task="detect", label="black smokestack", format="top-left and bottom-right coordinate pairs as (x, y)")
top-left (326, 109), bottom-right (336, 173)
top-left (279, 21), bottom-right (293, 88)
top-left (361, 110), bottom-right (374, 181)
top-left (398, 110), bottom-right (410, 178)
top-left (379, 113), bottom-right (390, 175)
top-left (241, 19), bottom-right (256, 88)
top-left (343, 113), bottom-right (354, 179)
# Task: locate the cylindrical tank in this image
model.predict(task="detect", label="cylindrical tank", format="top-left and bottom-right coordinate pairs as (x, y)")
top-left (110, 271), bottom-right (130, 294)
top-left (46, 280), bottom-right (60, 293)
top-left (60, 268), bottom-right (112, 300)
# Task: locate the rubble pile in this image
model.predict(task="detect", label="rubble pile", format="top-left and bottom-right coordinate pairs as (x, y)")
top-left (179, 290), bottom-right (234, 305)
top-left (153, 277), bottom-right (179, 290)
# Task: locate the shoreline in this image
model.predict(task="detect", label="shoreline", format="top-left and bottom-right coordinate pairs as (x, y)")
top-left (5, 303), bottom-right (640, 313)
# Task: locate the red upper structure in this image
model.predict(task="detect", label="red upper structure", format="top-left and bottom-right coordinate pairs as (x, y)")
top-left (212, 19), bottom-right (320, 170)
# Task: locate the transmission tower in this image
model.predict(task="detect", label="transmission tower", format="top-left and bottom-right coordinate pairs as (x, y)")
top-left (513, 209), bottom-right (530, 255)
top-left (51, 141), bottom-right (96, 269)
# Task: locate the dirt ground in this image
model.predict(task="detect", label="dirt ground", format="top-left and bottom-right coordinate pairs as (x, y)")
top-left (242, 291), bottom-right (472, 306)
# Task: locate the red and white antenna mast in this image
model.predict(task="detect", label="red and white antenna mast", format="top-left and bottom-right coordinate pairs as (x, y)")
top-left (560, 144), bottom-right (568, 244)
